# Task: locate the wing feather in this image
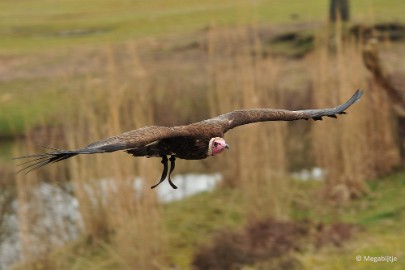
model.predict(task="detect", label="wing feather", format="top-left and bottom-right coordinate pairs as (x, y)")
top-left (14, 126), bottom-right (191, 173)
top-left (85, 126), bottom-right (191, 152)
top-left (211, 89), bottom-right (363, 133)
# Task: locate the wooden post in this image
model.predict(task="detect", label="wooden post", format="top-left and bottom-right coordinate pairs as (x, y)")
top-left (330, 0), bottom-right (350, 22)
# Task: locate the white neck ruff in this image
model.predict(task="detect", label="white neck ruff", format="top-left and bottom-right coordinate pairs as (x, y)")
top-left (207, 137), bottom-right (221, 156)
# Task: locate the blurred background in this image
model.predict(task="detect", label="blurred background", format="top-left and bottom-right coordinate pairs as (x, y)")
top-left (1, 0), bottom-right (404, 269)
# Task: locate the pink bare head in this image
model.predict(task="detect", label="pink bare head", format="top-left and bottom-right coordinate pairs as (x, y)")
top-left (208, 137), bottom-right (230, 156)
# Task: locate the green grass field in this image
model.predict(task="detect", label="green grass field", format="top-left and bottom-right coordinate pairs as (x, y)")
top-left (0, 0), bottom-right (403, 54)
top-left (16, 171), bottom-right (405, 269)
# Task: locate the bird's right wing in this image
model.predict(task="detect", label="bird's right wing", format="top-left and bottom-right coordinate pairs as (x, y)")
top-left (84, 126), bottom-right (191, 153)
top-left (14, 126), bottom-right (191, 174)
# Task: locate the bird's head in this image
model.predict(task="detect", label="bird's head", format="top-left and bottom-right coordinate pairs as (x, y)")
top-left (208, 137), bottom-right (229, 156)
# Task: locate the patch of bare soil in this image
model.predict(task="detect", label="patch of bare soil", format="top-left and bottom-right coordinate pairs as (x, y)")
top-left (192, 218), bottom-right (360, 270)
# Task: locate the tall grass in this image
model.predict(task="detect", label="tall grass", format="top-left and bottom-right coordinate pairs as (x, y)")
top-left (66, 44), bottom-right (167, 269)
top-left (14, 43), bottom-right (168, 269)
top-left (311, 24), bottom-right (400, 202)
top-left (207, 25), bottom-right (290, 220)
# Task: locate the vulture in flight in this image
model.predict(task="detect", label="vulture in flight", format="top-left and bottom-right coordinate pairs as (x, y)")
top-left (15, 89), bottom-right (363, 189)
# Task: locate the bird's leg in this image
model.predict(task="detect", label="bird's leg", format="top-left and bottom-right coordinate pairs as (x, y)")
top-left (150, 156), bottom-right (168, 189)
top-left (167, 155), bottom-right (178, 189)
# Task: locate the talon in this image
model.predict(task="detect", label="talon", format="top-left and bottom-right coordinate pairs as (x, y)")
top-left (151, 156), bottom-right (168, 189)
top-left (168, 156), bottom-right (177, 189)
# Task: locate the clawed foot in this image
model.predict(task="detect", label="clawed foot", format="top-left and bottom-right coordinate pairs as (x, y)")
top-left (150, 155), bottom-right (177, 189)
top-left (167, 156), bottom-right (177, 189)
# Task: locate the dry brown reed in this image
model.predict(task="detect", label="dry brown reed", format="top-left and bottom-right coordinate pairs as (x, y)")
top-left (206, 25), bottom-right (290, 221)
top-left (14, 43), bottom-right (167, 269)
top-left (14, 117), bottom-right (75, 267)
top-left (311, 24), bottom-right (400, 202)
top-left (66, 43), bottom-right (167, 269)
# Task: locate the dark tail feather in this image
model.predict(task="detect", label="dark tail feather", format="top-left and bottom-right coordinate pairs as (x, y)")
top-left (13, 150), bottom-right (79, 174)
top-left (14, 144), bottom-right (110, 174)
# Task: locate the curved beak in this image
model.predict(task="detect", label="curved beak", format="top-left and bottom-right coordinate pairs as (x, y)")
top-left (225, 144), bottom-right (230, 150)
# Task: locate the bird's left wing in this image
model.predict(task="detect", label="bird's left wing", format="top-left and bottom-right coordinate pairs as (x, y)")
top-left (210, 89), bottom-right (363, 133)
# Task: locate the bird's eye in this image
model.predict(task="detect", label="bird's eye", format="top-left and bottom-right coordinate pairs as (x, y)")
top-left (214, 142), bottom-right (218, 147)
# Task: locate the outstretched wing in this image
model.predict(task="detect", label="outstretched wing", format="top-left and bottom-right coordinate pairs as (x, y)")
top-left (84, 126), bottom-right (191, 152)
top-left (14, 89), bottom-right (363, 173)
top-left (210, 89), bottom-right (363, 133)
top-left (14, 126), bottom-right (191, 174)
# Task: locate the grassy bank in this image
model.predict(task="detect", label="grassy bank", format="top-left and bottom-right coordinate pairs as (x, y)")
top-left (13, 171), bottom-right (405, 269)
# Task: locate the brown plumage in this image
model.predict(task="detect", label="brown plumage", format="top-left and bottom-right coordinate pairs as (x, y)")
top-left (15, 89), bottom-right (363, 189)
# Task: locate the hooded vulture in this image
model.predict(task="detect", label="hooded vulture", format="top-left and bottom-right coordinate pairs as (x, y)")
top-left (15, 89), bottom-right (363, 189)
